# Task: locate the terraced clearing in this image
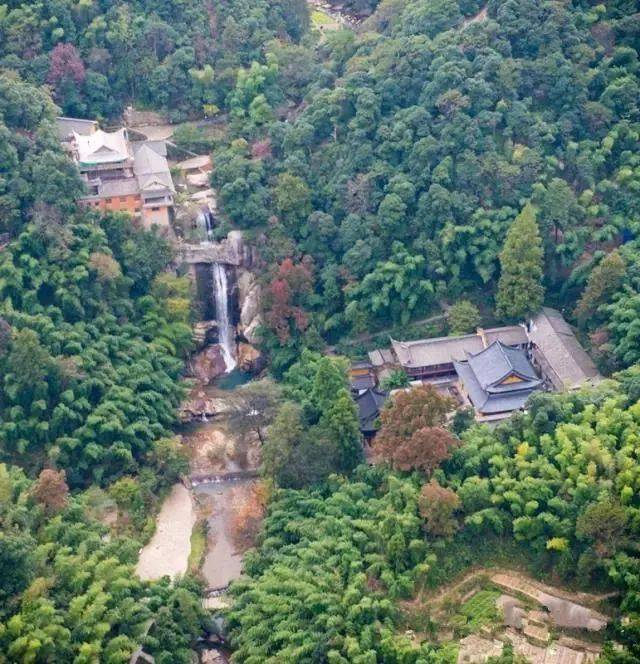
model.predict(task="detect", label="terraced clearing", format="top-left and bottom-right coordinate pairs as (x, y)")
top-left (399, 567), bottom-right (613, 663)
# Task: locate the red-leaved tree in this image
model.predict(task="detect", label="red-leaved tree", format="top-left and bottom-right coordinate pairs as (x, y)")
top-left (375, 385), bottom-right (458, 474)
top-left (264, 257), bottom-right (313, 342)
top-left (47, 43), bottom-right (86, 86)
top-left (419, 479), bottom-right (461, 538)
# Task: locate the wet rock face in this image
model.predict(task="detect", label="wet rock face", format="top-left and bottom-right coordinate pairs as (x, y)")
top-left (188, 344), bottom-right (228, 383)
top-left (238, 342), bottom-right (264, 373)
top-left (178, 384), bottom-right (233, 422)
top-left (236, 268), bottom-right (263, 345)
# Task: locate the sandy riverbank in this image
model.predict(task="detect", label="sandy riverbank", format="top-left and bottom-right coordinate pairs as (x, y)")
top-left (136, 483), bottom-right (196, 581)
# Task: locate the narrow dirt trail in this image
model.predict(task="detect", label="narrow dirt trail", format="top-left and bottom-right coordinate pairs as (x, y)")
top-left (327, 313), bottom-right (446, 353)
top-left (461, 5), bottom-right (488, 30)
top-left (416, 566), bottom-right (616, 611)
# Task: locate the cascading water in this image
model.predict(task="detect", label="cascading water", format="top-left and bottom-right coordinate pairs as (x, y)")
top-left (197, 207), bottom-right (215, 240)
top-left (203, 208), bottom-right (214, 239)
top-left (212, 263), bottom-right (237, 373)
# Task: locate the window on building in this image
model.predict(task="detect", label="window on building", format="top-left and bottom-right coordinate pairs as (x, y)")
top-left (120, 197), bottom-right (127, 202)
top-left (152, 207), bottom-right (160, 211)
top-left (105, 198), bottom-right (112, 203)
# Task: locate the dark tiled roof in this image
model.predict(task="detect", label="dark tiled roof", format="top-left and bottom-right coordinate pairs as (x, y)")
top-left (455, 342), bottom-right (542, 415)
top-left (392, 334), bottom-right (483, 368)
top-left (355, 389), bottom-right (389, 433)
top-left (351, 374), bottom-right (377, 391)
top-left (466, 341), bottom-right (539, 391)
top-left (390, 326), bottom-right (527, 369)
top-left (455, 361), bottom-right (537, 414)
top-left (351, 360), bottom-right (373, 370)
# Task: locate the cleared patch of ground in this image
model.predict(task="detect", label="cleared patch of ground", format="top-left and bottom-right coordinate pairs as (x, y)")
top-left (399, 567), bottom-right (612, 663)
top-left (461, 5), bottom-right (488, 30)
top-left (136, 483), bottom-right (195, 581)
top-left (132, 123), bottom-right (175, 141)
top-left (312, 9), bottom-right (339, 28)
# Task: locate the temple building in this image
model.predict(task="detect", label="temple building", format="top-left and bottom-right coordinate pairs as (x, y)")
top-left (454, 341), bottom-right (543, 421)
top-left (354, 388), bottom-right (389, 442)
top-left (526, 307), bottom-right (602, 391)
top-left (350, 360), bottom-right (377, 392)
top-left (57, 117), bottom-right (175, 229)
top-left (382, 325), bottom-right (527, 381)
top-left (368, 307), bottom-right (602, 423)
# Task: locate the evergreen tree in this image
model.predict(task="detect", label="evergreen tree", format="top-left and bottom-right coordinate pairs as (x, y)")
top-left (575, 250), bottom-right (626, 327)
top-left (447, 300), bottom-right (481, 335)
top-left (496, 204), bottom-right (545, 321)
top-left (320, 390), bottom-right (363, 473)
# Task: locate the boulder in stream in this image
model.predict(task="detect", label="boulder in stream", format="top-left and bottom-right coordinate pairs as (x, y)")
top-left (188, 344), bottom-right (228, 383)
top-left (238, 342), bottom-right (264, 373)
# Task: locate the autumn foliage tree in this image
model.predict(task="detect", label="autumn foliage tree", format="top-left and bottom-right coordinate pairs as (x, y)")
top-left (30, 469), bottom-right (69, 515)
top-left (419, 479), bottom-right (461, 538)
top-left (47, 43), bottom-right (86, 86)
top-left (230, 482), bottom-right (269, 553)
top-left (375, 386), bottom-right (458, 474)
top-left (264, 257), bottom-right (313, 342)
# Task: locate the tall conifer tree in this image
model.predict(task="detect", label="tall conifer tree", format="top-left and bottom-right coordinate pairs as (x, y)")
top-left (496, 203), bottom-right (545, 321)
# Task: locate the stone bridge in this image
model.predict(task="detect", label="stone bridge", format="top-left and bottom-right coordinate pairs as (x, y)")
top-left (189, 470), bottom-right (260, 486)
top-left (176, 231), bottom-right (250, 267)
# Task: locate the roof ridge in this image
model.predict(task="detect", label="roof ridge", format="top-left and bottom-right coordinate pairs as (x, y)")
top-left (492, 341), bottom-right (514, 383)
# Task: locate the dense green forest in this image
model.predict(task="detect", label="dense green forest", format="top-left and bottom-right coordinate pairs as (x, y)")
top-left (0, 72), bottom-right (208, 660)
top-left (0, 0), bottom-right (309, 120)
top-left (209, 0), bottom-right (640, 373)
top-left (230, 379), bottom-right (640, 662)
top-left (1, 0), bottom-right (640, 661)
top-left (210, 0), bottom-right (640, 660)
top-left (0, 464), bottom-right (208, 663)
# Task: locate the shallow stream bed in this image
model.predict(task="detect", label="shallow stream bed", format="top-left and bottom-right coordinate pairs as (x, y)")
top-left (195, 479), bottom-right (256, 588)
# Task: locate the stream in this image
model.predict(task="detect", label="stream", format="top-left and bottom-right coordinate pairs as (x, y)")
top-left (138, 376), bottom-right (261, 590)
top-left (195, 478), bottom-right (256, 589)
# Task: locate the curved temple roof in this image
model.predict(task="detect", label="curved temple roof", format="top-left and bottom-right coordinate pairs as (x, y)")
top-left (454, 342), bottom-right (542, 415)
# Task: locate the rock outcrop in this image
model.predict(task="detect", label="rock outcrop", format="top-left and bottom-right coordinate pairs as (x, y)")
top-left (180, 231), bottom-right (263, 371)
top-left (178, 385), bottom-right (233, 422)
top-left (187, 344), bottom-right (229, 384)
top-left (237, 268), bottom-right (263, 345)
top-left (238, 342), bottom-right (264, 373)
top-left (178, 230), bottom-right (253, 267)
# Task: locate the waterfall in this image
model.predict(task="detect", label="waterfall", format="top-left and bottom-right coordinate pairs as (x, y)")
top-left (212, 263), bottom-right (237, 373)
top-left (196, 208), bottom-right (214, 241)
top-left (203, 208), bottom-right (214, 238)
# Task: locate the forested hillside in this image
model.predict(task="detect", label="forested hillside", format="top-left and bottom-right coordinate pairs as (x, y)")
top-left (229, 379), bottom-right (640, 662)
top-left (0, 71), bottom-right (207, 660)
top-left (211, 0), bottom-right (640, 372)
top-left (1, 0), bottom-right (640, 661)
top-left (0, 464), bottom-right (207, 662)
top-left (0, 0), bottom-right (309, 120)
